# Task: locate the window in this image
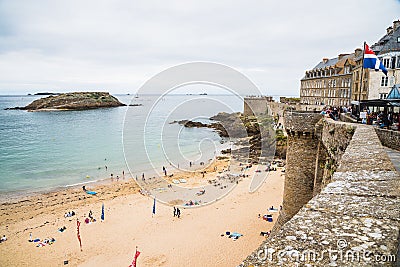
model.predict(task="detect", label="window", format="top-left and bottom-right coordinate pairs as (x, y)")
top-left (379, 93), bottom-right (387, 99)
top-left (381, 76), bottom-right (388, 86)
top-left (383, 58), bottom-right (390, 68)
top-left (391, 57), bottom-right (396, 69)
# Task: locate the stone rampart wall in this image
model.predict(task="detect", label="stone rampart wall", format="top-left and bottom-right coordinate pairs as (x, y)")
top-left (284, 111), bottom-right (322, 133)
top-left (241, 116), bottom-right (400, 267)
top-left (375, 128), bottom-right (400, 151)
top-left (340, 113), bottom-right (358, 123)
top-left (244, 98), bottom-right (271, 116)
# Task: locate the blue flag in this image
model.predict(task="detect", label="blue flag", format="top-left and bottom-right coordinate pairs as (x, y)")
top-left (101, 203), bottom-right (104, 221)
top-left (152, 198), bottom-right (156, 215)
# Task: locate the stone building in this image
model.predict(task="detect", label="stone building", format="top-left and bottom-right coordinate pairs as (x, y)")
top-left (300, 53), bottom-right (355, 107)
top-left (352, 19), bottom-right (400, 101)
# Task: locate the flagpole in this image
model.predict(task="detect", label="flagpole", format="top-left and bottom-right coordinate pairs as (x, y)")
top-left (358, 41), bottom-right (366, 103)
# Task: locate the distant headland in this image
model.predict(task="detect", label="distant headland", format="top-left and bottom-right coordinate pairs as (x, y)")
top-left (6, 92), bottom-right (126, 111)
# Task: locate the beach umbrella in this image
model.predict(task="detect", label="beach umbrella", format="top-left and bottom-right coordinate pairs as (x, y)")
top-left (152, 198), bottom-right (156, 216)
top-left (101, 203), bottom-right (105, 221)
top-left (76, 220), bottom-right (82, 251)
top-left (129, 246), bottom-right (141, 267)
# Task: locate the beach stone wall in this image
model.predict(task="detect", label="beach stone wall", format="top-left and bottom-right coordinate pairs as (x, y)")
top-left (375, 128), bottom-right (400, 151)
top-left (240, 118), bottom-right (400, 266)
top-left (244, 97), bottom-right (272, 116)
top-left (277, 112), bottom-right (323, 226)
top-left (281, 132), bottom-right (319, 222)
top-left (284, 111), bottom-right (322, 133)
top-left (312, 141), bottom-right (328, 196)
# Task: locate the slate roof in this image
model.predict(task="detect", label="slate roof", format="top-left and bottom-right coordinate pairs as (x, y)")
top-left (372, 24), bottom-right (400, 55)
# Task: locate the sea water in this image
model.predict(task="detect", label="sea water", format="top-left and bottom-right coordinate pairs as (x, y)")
top-left (0, 94), bottom-right (242, 198)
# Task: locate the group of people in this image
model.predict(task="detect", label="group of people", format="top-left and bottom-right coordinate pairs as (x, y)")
top-left (85, 210), bottom-right (96, 224)
top-left (320, 106), bottom-right (342, 120)
top-left (173, 207), bottom-right (181, 218)
top-left (360, 110), bottom-right (400, 130)
top-left (64, 211), bottom-right (76, 218)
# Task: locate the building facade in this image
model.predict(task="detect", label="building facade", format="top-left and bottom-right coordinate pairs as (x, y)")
top-left (351, 20), bottom-right (400, 101)
top-left (300, 53), bottom-right (355, 107)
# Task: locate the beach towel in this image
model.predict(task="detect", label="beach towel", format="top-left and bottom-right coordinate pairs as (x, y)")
top-left (179, 179), bottom-right (187, 183)
top-left (230, 232), bottom-right (243, 238)
top-left (86, 191), bottom-right (97, 195)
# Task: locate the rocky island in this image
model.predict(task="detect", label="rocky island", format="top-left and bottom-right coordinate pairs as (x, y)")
top-left (7, 92), bottom-right (126, 111)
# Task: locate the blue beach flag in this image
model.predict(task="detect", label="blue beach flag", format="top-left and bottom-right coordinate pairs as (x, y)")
top-left (101, 203), bottom-right (104, 221)
top-left (363, 43), bottom-right (387, 76)
top-left (152, 198), bottom-right (156, 215)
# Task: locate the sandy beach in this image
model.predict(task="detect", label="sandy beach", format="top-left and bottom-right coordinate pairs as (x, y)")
top-left (0, 161), bottom-right (285, 267)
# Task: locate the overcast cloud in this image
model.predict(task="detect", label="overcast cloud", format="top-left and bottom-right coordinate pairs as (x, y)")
top-left (0, 0), bottom-right (399, 96)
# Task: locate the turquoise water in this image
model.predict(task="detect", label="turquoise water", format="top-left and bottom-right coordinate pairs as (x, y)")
top-left (0, 94), bottom-right (242, 196)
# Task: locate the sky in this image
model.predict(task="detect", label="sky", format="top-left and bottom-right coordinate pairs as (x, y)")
top-left (0, 0), bottom-right (399, 96)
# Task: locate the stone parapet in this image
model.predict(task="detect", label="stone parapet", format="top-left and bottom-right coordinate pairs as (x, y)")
top-left (284, 111), bottom-right (322, 134)
top-left (375, 128), bottom-right (400, 151)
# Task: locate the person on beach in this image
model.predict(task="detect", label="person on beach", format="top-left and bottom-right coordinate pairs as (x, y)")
top-left (0, 235), bottom-right (7, 243)
top-left (142, 173), bottom-right (145, 181)
top-left (177, 208), bottom-right (181, 218)
top-left (173, 207), bottom-right (176, 217)
top-left (122, 170), bottom-right (125, 179)
top-left (105, 165), bottom-right (108, 171)
top-left (82, 186), bottom-right (87, 192)
top-left (189, 161), bottom-right (192, 167)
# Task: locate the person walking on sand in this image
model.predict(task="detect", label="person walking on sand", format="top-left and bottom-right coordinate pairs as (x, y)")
top-left (177, 208), bottom-right (181, 218)
top-left (173, 207), bottom-right (176, 217)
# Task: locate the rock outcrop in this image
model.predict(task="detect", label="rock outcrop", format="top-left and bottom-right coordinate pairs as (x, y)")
top-left (7, 92), bottom-right (126, 111)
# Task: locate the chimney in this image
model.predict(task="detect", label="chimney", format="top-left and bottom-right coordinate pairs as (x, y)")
top-left (386, 26), bottom-right (393, 34)
top-left (338, 53), bottom-right (349, 60)
top-left (323, 58), bottom-right (329, 64)
top-left (355, 48), bottom-right (362, 57)
top-left (393, 20), bottom-right (400, 31)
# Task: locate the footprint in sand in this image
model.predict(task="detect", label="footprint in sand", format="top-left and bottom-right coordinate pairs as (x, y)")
top-left (143, 254), bottom-right (167, 266)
